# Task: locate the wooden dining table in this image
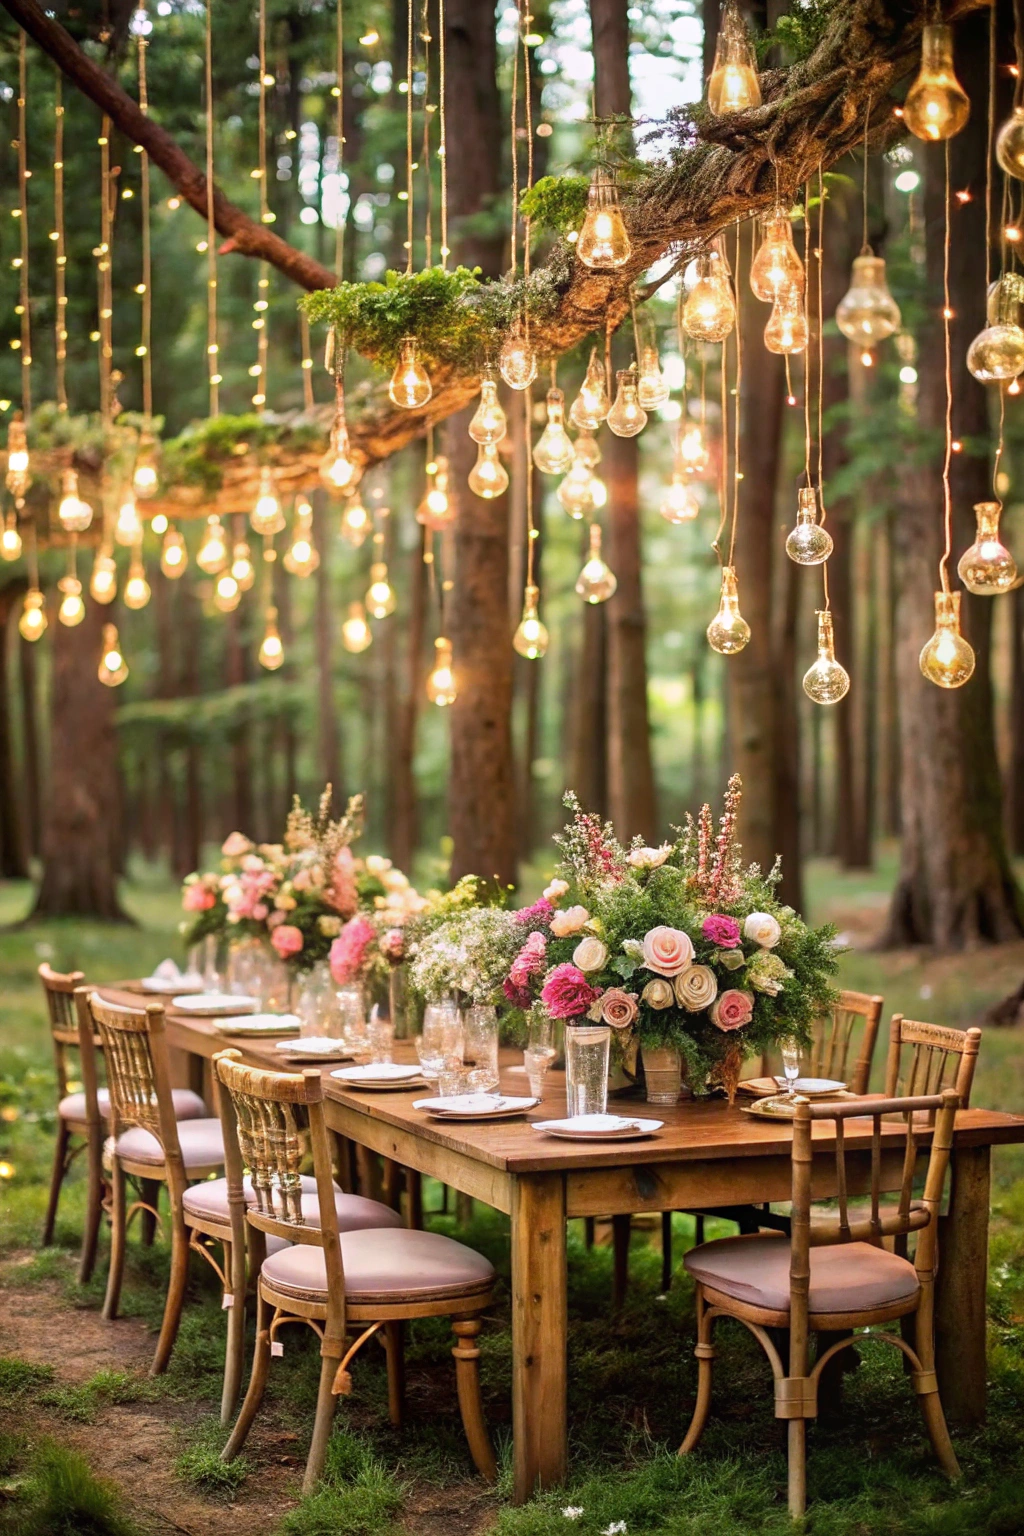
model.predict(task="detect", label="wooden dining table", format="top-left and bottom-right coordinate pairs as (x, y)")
top-left (100, 985), bottom-right (1024, 1504)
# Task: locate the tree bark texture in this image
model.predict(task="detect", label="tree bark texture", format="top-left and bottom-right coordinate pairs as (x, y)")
top-left (389, 522), bottom-right (428, 873)
top-left (312, 497), bottom-right (342, 805)
top-left (0, 590), bottom-right (28, 878)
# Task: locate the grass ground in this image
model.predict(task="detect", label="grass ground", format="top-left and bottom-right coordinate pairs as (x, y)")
top-left (1, 857), bottom-right (1024, 1535)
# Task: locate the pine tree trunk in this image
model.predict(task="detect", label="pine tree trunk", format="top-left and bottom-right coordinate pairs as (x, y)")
top-left (312, 496), bottom-right (342, 803)
top-left (390, 522), bottom-right (427, 873)
top-left (0, 589), bottom-right (28, 879)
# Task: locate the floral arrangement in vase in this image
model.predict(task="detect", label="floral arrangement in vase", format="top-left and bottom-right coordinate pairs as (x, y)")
top-left (328, 855), bottom-right (430, 992)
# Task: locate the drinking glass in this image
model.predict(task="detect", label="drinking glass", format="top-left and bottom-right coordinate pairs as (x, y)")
top-left (295, 961), bottom-right (342, 1038)
top-left (417, 1002), bottom-right (462, 1081)
top-left (188, 934), bottom-right (221, 993)
top-left (463, 1004), bottom-right (499, 1092)
top-left (564, 1025), bottom-right (610, 1118)
top-left (524, 1007), bottom-right (556, 1100)
top-left (337, 984), bottom-right (369, 1058)
top-left (438, 1060), bottom-right (473, 1098)
top-left (367, 1006), bottom-right (395, 1065)
top-left (780, 1037), bottom-right (801, 1098)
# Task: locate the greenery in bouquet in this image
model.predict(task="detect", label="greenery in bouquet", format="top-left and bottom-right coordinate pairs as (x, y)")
top-left (400, 876), bottom-right (519, 1006)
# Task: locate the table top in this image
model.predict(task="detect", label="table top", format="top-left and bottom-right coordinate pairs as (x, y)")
top-left (97, 984), bottom-right (1024, 1176)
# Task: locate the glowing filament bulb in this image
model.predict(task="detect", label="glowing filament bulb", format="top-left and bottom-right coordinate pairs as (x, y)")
top-left (750, 209), bottom-right (804, 301)
top-left (919, 589), bottom-right (975, 688)
top-left (957, 501), bottom-right (1017, 595)
top-left (417, 456), bottom-right (456, 530)
top-left (557, 456), bottom-right (597, 520)
top-left (251, 467), bottom-right (284, 535)
top-left (1, 514), bottom-right (22, 561)
top-left (341, 600), bottom-right (373, 653)
top-left (123, 552), bottom-right (151, 611)
top-left (340, 492), bottom-right (370, 546)
top-left (214, 570), bottom-right (240, 612)
top-left (197, 515), bottom-right (228, 574)
top-left (569, 349), bottom-right (611, 430)
top-left (575, 523), bottom-right (617, 604)
top-left (498, 323), bottom-right (538, 391)
top-left (98, 623), bottom-right (129, 687)
top-left (5, 416), bottom-right (30, 497)
top-left (512, 584), bottom-right (549, 659)
top-left (678, 424), bottom-right (710, 476)
top-left (607, 368), bottom-right (648, 438)
top-left (803, 609), bottom-right (850, 705)
top-left (388, 335), bottom-right (432, 408)
top-left (366, 561), bottom-right (396, 618)
top-left (836, 254), bottom-right (901, 344)
top-left (258, 607), bottom-right (285, 670)
top-left (785, 486), bottom-right (833, 565)
top-left (575, 431), bottom-right (601, 468)
top-left (532, 388), bottom-right (575, 475)
top-left (19, 588), bottom-right (46, 642)
top-left (576, 168), bottom-right (631, 270)
top-left (706, 565), bottom-right (750, 655)
top-left (706, 1), bottom-right (761, 115)
top-left (764, 285), bottom-right (809, 355)
top-left (904, 24), bottom-right (970, 143)
top-left (57, 574), bottom-right (85, 627)
top-left (996, 105), bottom-right (1024, 180)
top-left (114, 492), bottom-right (141, 545)
top-left (283, 499), bottom-right (320, 576)
top-left (966, 277), bottom-right (1024, 383)
top-left (319, 412), bottom-right (360, 494)
top-left (426, 635), bottom-right (457, 706)
top-left (58, 468), bottom-right (93, 534)
top-left (682, 247), bottom-right (736, 343)
top-left (90, 549), bottom-right (117, 604)
top-left (468, 441), bottom-right (510, 499)
top-left (659, 473), bottom-right (700, 524)
top-left (231, 541), bottom-right (255, 590)
top-left (637, 344), bottom-right (670, 409)
top-left (469, 372), bottom-right (507, 445)
top-left (132, 440), bottom-right (159, 498)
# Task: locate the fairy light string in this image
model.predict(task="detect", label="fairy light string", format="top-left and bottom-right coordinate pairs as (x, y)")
top-left (97, 117), bottom-right (115, 426)
top-left (510, 14), bottom-right (520, 278)
top-left (802, 180), bottom-right (812, 489)
top-left (205, 0), bottom-right (220, 415)
top-left (816, 164), bottom-right (830, 611)
top-left (405, 0), bottom-right (414, 274)
top-left (334, 0), bottom-right (344, 279)
top-left (419, 0), bottom-right (433, 268)
top-left (939, 139), bottom-right (954, 593)
top-left (15, 31), bottom-right (31, 417)
top-left (253, 0), bottom-right (271, 411)
top-left (53, 71), bottom-right (67, 412)
top-left (727, 221), bottom-right (742, 569)
top-left (136, 3), bottom-right (153, 420)
top-left (438, 0), bottom-right (448, 266)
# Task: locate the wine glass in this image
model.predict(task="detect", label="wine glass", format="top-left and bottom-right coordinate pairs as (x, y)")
top-left (524, 1008), bottom-right (556, 1100)
top-left (780, 1037), bottom-right (801, 1099)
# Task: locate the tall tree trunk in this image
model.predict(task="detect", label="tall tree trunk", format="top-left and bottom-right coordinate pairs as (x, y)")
top-left (18, 612), bottom-right (41, 860)
top-left (312, 495), bottom-right (342, 804)
top-left (570, 534), bottom-right (609, 815)
top-left (224, 604), bottom-right (254, 835)
top-left (1009, 584), bottom-right (1024, 856)
top-left (0, 590), bottom-right (28, 878)
top-left (391, 521), bottom-right (428, 873)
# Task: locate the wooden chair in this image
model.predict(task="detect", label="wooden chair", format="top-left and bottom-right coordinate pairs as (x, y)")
top-left (215, 1050), bottom-right (497, 1492)
top-left (80, 993), bottom-right (225, 1376)
top-left (679, 1089), bottom-right (961, 1518)
top-left (885, 1014), bottom-right (981, 1107)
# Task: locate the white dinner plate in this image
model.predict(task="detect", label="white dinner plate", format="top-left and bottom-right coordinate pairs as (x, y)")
top-left (276, 1037), bottom-right (350, 1060)
top-left (173, 993), bottom-right (259, 1016)
top-left (532, 1113), bottom-right (663, 1141)
top-left (211, 1012), bottom-right (300, 1037)
top-left (774, 1077), bottom-right (847, 1096)
top-left (141, 976), bottom-right (203, 995)
top-left (331, 1063), bottom-right (425, 1090)
top-left (413, 1093), bottom-right (538, 1120)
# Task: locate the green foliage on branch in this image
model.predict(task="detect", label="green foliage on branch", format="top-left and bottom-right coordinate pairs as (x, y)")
top-left (158, 412), bottom-right (325, 492)
top-left (520, 174), bottom-right (590, 237)
top-left (302, 265), bottom-right (486, 369)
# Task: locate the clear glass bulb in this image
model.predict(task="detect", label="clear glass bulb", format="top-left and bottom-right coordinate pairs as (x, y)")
top-left (785, 487), bottom-right (833, 565)
top-left (231, 541), bottom-right (255, 590)
top-left (214, 571), bottom-right (240, 612)
top-left (575, 431), bottom-right (601, 468)
top-left (707, 0), bottom-right (761, 115)
top-left (512, 584), bottom-right (549, 658)
top-left (707, 565), bottom-right (750, 654)
top-left (957, 501), bottom-right (1017, 594)
top-left (576, 168), bottom-right (631, 269)
top-left (750, 208), bottom-right (804, 301)
top-left (468, 441), bottom-right (510, 499)
top-left (996, 105), bottom-right (1024, 180)
top-left (340, 492), bottom-right (370, 546)
top-left (637, 344), bottom-right (670, 409)
top-left (678, 423), bottom-right (709, 476)
top-left (607, 367), bottom-right (648, 438)
top-left (557, 458), bottom-right (596, 519)
top-left (660, 473), bottom-right (700, 524)
top-left (532, 388), bottom-right (576, 474)
top-left (836, 254), bottom-right (901, 343)
top-left (283, 500), bottom-right (319, 576)
top-left (151, 513), bottom-right (168, 535)
top-left (469, 372), bottom-right (507, 445)
top-left (388, 335), bottom-right (432, 408)
top-left (803, 610), bottom-right (850, 705)
top-left (498, 324), bottom-right (538, 390)
top-left (575, 523), bottom-right (617, 604)
top-left (341, 600), bottom-right (373, 654)
top-left (682, 248), bottom-right (736, 343)
top-left (366, 561), bottom-right (397, 618)
top-left (764, 284), bottom-right (809, 354)
top-left (904, 25), bottom-right (970, 143)
top-left (18, 588), bottom-right (46, 642)
top-left (259, 607), bottom-right (285, 670)
top-left (426, 636), bottom-right (457, 706)
top-left (319, 410), bottom-right (360, 494)
top-left (58, 468), bottom-right (94, 534)
top-left (90, 549), bottom-right (117, 604)
top-left (197, 515), bottom-right (228, 573)
top-left (569, 349), bottom-right (611, 430)
top-left (123, 554), bottom-right (151, 611)
top-left (1, 516), bottom-right (22, 561)
top-left (416, 456), bottom-right (456, 530)
top-left (132, 440), bottom-right (158, 499)
top-left (967, 279), bottom-right (1024, 382)
top-left (58, 574), bottom-right (85, 627)
top-left (251, 467), bottom-right (284, 535)
top-left (5, 416), bottom-right (30, 498)
top-left (160, 526), bottom-right (188, 579)
top-left (920, 589), bottom-right (975, 688)
top-left (98, 623), bottom-right (129, 687)
top-left (114, 493), bottom-right (141, 545)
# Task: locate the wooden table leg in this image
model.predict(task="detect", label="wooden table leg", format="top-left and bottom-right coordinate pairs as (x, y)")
top-left (935, 1143), bottom-right (990, 1426)
top-left (511, 1172), bottom-right (567, 1504)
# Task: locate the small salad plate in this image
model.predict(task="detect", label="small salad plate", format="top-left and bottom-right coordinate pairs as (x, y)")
top-left (412, 1093), bottom-right (538, 1121)
top-left (210, 1012), bottom-right (300, 1037)
top-left (532, 1113), bottom-right (663, 1141)
top-left (331, 1063), bottom-right (425, 1090)
top-left (173, 993), bottom-right (259, 1017)
top-left (275, 1037), bottom-right (350, 1061)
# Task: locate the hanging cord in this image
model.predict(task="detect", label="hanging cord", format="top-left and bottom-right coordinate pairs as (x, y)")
top-left (802, 179), bottom-right (812, 488)
top-left (419, 0), bottom-right (433, 267)
top-left (53, 71), bottom-right (67, 411)
top-left (860, 94), bottom-right (872, 255)
top-left (988, 0), bottom-right (1004, 498)
top-left (816, 163), bottom-right (830, 611)
top-left (521, 0), bottom-right (534, 291)
top-left (939, 139), bottom-right (954, 593)
top-left (98, 117), bottom-right (116, 426)
top-left (1014, 0), bottom-right (1024, 110)
top-left (16, 31), bottom-right (31, 417)
top-left (335, 0), bottom-right (344, 279)
top-left (136, 4), bottom-right (153, 420)
top-left (405, 0), bottom-right (414, 274)
top-left (205, 0), bottom-right (219, 415)
top-left (438, 0), bottom-right (448, 267)
top-left (509, 15), bottom-right (520, 277)
top-left (300, 312), bottom-right (314, 409)
top-left (524, 384), bottom-right (536, 588)
top-left (252, 0), bottom-right (271, 412)
top-left (727, 220), bottom-right (741, 567)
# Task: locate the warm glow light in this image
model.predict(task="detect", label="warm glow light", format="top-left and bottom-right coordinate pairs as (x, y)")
top-left (98, 623), bottom-right (129, 686)
top-left (920, 590), bottom-right (974, 687)
top-left (340, 492), bottom-right (370, 545)
top-left (468, 441), bottom-right (510, 499)
top-left (574, 523), bottom-right (617, 604)
top-left (160, 525), bottom-right (188, 579)
top-left (57, 574), bottom-right (85, 627)
top-left (569, 348), bottom-right (611, 430)
top-left (576, 168), bottom-right (631, 269)
top-left (231, 540), bottom-right (255, 590)
top-left (512, 584), bottom-right (549, 659)
top-left (532, 388), bottom-right (575, 475)
top-left (123, 554), bottom-right (151, 611)
top-left (706, 0), bottom-right (761, 114)
top-left (366, 561), bottom-right (396, 618)
top-left (197, 514), bottom-right (229, 574)
top-left (498, 324), bottom-right (538, 391)
top-left (258, 607), bottom-right (285, 670)
top-left (786, 487), bottom-right (833, 565)
top-left (18, 587), bottom-right (46, 642)
top-left (426, 635), bottom-right (457, 705)
top-left (1, 517), bottom-right (22, 560)
top-left (90, 550), bottom-right (117, 604)
top-left (607, 368), bottom-right (648, 438)
top-left (803, 610), bottom-right (850, 705)
top-left (468, 372), bottom-right (508, 446)
top-left (283, 499), bottom-right (320, 576)
top-left (416, 456), bottom-right (455, 530)
top-left (903, 25), bottom-right (970, 142)
top-left (388, 335), bottom-right (432, 408)
top-left (682, 245), bottom-right (736, 343)
top-left (836, 254), bottom-right (901, 344)
top-left (58, 467), bottom-right (93, 533)
top-left (957, 501), bottom-right (1017, 594)
top-left (250, 466), bottom-right (284, 534)
top-left (114, 492), bottom-right (142, 545)
top-left (706, 565), bottom-right (750, 655)
top-left (341, 600), bottom-right (372, 653)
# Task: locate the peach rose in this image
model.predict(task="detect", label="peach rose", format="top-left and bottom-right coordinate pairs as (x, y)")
top-left (550, 905), bottom-right (590, 938)
top-left (641, 925), bottom-right (695, 976)
top-left (544, 878), bottom-right (570, 901)
top-left (709, 988), bottom-right (754, 1032)
top-left (221, 832), bottom-right (252, 858)
top-left (601, 988), bottom-right (639, 1030)
top-left (573, 936), bottom-right (609, 973)
top-left (641, 977), bottom-right (675, 1010)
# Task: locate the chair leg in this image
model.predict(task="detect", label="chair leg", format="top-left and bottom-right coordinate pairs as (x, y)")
top-left (451, 1318), bottom-right (496, 1481)
top-left (612, 1214), bottom-right (631, 1310)
top-left (78, 1127), bottom-right (105, 1284)
top-left (913, 1299), bottom-right (960, 1480)
top-left (150, 1201), bottom-right (189, 1376)
top-left (222, 1292), bottom-right (272, 1463)
top-left (787, 1418), bottom-right (807, 1519)
top-left (679, 1288), bottom-right (716, 1455)
top-left (405, 1170), bottom-right (423, 1231)
top-left (220, 1239), bottom-right (246, 1426)
top-left (660, 1210), bottom-right (673, 1293)
top-left (915, 1383), bottom-right (961, 1480)
top-left (102, 1161), bottom-right (127, 1322)
top-left (302, 1353), bottom-right (340, 1495)
top-left (384, 1320), bottom-right (405, 1428)
top-left (584, 1216), bottom-right (595, 1249)
top-left (41, 1121), bottom-right (70, 1247)
top-left (140, 1179), bottom-right (160, 1246)
top-left (694, 1213), bottom-right (705, 1247)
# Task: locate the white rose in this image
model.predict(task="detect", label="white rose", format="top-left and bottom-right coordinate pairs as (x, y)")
top-left (744, 912), bottom-right (782, 949)
top-left (627, 843), bottom-right (672, 870)
top-left (573, 936), bottom-right (609, 973)
top-left (544, 878), bottom-right (570, 901)
top-left (674, 964), bottom-right (718, 1012)
top-left (641, 977), bottom-right (674, 1010)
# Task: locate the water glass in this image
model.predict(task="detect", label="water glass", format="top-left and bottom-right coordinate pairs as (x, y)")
top-left (188, 935), bottom-right (221, 994)
top-left (438, 1060), bottom-right (473, 1098)
top-left (417, 1002), bottom-right (462, 1081)
top-left (367, 1007), bottom-right (395, 1065)
top-left (295, 961), bottom-right (341, 1039)
top-left (564, 1025), bottom-right (610, 1118)
top-left (780, 1038), bottom-right (801, 1097)
top-left (462, 1004), bottom-right (499, 1093)
top-left (524, 1008), bottom-right (557, 1099)
top-left (337, 984), bottom-right (369, 1058)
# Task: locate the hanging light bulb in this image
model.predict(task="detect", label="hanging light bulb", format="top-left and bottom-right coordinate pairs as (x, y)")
top-left (576, 167), bottom-right (631, 270)
top-left (340, 491), bottom-right (370, 546)
top-left (498, 322), bottom-right (538, 390)
top-left (98, 623), bottom-right (129, 687)
top-left (966, 277), bottom-right (1024, 383)
top-left (58, 468), bottom-right (93, 534)
top-left (251, 467), bottom-right (285, 535)
top-left (366, 561), bottom-right (396, 618)
top-left (678, 423), bottom-right (710, 477)
top-left (159, 525), bottom-right (188, 579)
top-left (388, 335), bottom-right (432, 408)
top-left (5, 415), bottom-right (30, 499)
top-left (803, 609), bottom-right (850, 705)
top-left (341, 599), bottom-right (373, 653)
top-left (903, 24), bottom-right (970, 143)
top-left (957, 501), bottom-right (1017, 594)
top-left (513, 584), bottom-right (549, 659)
top-left (919, 589), bottom-right (975, 688)
top-left (706, 565), bottom-right (750, 654)
top-left (151, 512), bottom-right (168, 535)
top-left (557, 457), bottom-right (597, 519)
top-left (214, 570), bottom-right (241, 612)
top-left (637, 343), bottom-right (670, 409)
top-left (132, 437), bottom-right (159, 498)
top-left (283, 498), bottom-right (320, 576)
top-left (114, 492), bottom-right (141, 546)
top-left (682, 246), bottom-right (736, 343)
top-left (57, 573), bottom-right (85, 627)
top-left (468, 369), bottom-right (507, 445)
top-left (468, 441), bottom-right (510, 499)
top-left (123, 550), bottom-right (151, 611)
top-left (90, 548), bottom-right (117, 604)
top-left (426, 636), bottom-right (458, 706)
top-left (1, 513), bottom-right (22, 561)
top-left (533, 388), bottom-right (576, 475)
top-left (197, 514), bottom-right (228, 574)
top-left (575, 431), bottom-right (601, 467)
top-left (707, 0), bottom-right (761, 115)
top-left (607, 367), bottom-right (648, 438)
top-left (785, 487), bottom-right (833, 565)
top-left (996, 105), bottom-right (1024, 179)
top-left (750, 208), bottom-right (804, 302)
top-left (320, 413), bottom-right (361, 494)
top-left (659, 473), bottom-right (700, 524)
top-left (416, 456), bottom-right (456, 530)
top-left (231, 540), bottom-right (255, 590)
top-left (836, 255), bottom-right (901, 344)
top-left (575, 523), bottom-right (617, 604)
top-left (569, 349), bottom-right (611, 430)
top-left (764, 284), bottom-right (809, 355)
top-left (258, 606), bottom-right (285, 670)
top-left (18, 587), bottom-right (46, 642)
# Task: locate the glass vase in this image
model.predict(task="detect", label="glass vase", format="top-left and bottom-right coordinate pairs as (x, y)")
top-left (295, 961), bottom-right (342, 1039)
top-left (462, 1004), bottom-right (500, 1092)
top-left (187, 933), bottom-right (222, 993)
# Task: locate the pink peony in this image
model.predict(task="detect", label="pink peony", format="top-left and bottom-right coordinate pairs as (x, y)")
top-left (709, 988), bottom-right (754, 1032)
top-left (642, 925), bottom-right (695, 976)
top-left (601, 988), bottom-right (639, 1030)
top-left (270, 924), bottom-right (304, 958)
top-left (503, 977), bottom-right (533, 1010)
top-left (252, 903), bottom-right (269, 922)
top-left (540, 963), bottom-right (600, 1021)
top-left (509, 931), bottom-right (547, 989)
top-left (380, 927), bottom-right (405, 963)
top-left (329, 915), bottom-right (376, 985)
top-left (514, 897), bottom-right (554, 927)
top-left (701, 913), bottom-right (742, 948)
top-left (183, 884), bottom-right (215, 913)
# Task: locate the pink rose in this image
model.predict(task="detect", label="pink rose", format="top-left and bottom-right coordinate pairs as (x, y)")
top-left (252, 903), bottom-right (268, 921)
top-left (271, 924), bottom-right (304, 958)
top-left (540, 963), bottom-right (600, 1020)
top-left (601, 988), bottom-right (639, 1030)
top-left (642, 925), bottom-right (695, 976)
top-left (380, 927), bottom-right (405, 962)
top-left (329, 915), bottom-right (376, 985)
top-left (183, 884), bottom-right (215, 913)
top-left (509, 932), bottom-right (547, 989)
top-left (709, 988), bottom-right (754, 1032)
top-left (221, 832), bottom-right (251, 858)
top-left (550, 905), bottom-right (590, 938)
top-left (701, 913), bottom-right (741, 948)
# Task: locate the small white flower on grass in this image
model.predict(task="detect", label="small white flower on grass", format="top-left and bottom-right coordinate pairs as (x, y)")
top-left (602, 1523), bottom-right (628, 1535)
top-left (561, 1509), bottom-right (584, 1521)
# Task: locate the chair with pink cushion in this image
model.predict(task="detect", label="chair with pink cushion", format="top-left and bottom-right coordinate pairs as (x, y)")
top-left (678, 1089), bottom-right (961, 1518)
top-left (215, 1049), bottom-right (497, 1494)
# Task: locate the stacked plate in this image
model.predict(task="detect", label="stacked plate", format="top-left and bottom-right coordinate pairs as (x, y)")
top-left (413, 1093), bottom-right (538, 1121)
top-left (173, 993), bottom-right (259, 1017)
top-left (330, 1063), bottom-right (425, 1091)
top-left (209, 1011), bottom-right (301, 1037)
top-left (275, 1037), bottom-right (350, 1062)
top-left (532, 1113), bottom-right (663, 1141)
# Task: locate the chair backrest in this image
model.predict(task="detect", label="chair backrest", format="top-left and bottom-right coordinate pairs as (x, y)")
top-left (808, 990), bottom-right (884, 1095)
top-left (83, 993), bottom-right (183, 1169)
top-left (38, 962), bottom-right (86, 1099)
top-left (884, 1014), bottom-right (981, 1108)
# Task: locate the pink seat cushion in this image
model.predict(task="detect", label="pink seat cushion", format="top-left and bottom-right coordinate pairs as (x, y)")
top-left (684, 1232), bottom-right (920, 1316)
top-left (115, 1118), bottom-right (224, 1171)
top-left (182, 1176), bottom-right (402, 1234)
top-left (60, 1088), bottom-right (206, 1123)
top-left (260, 1227), bottom-right (495, 1305)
